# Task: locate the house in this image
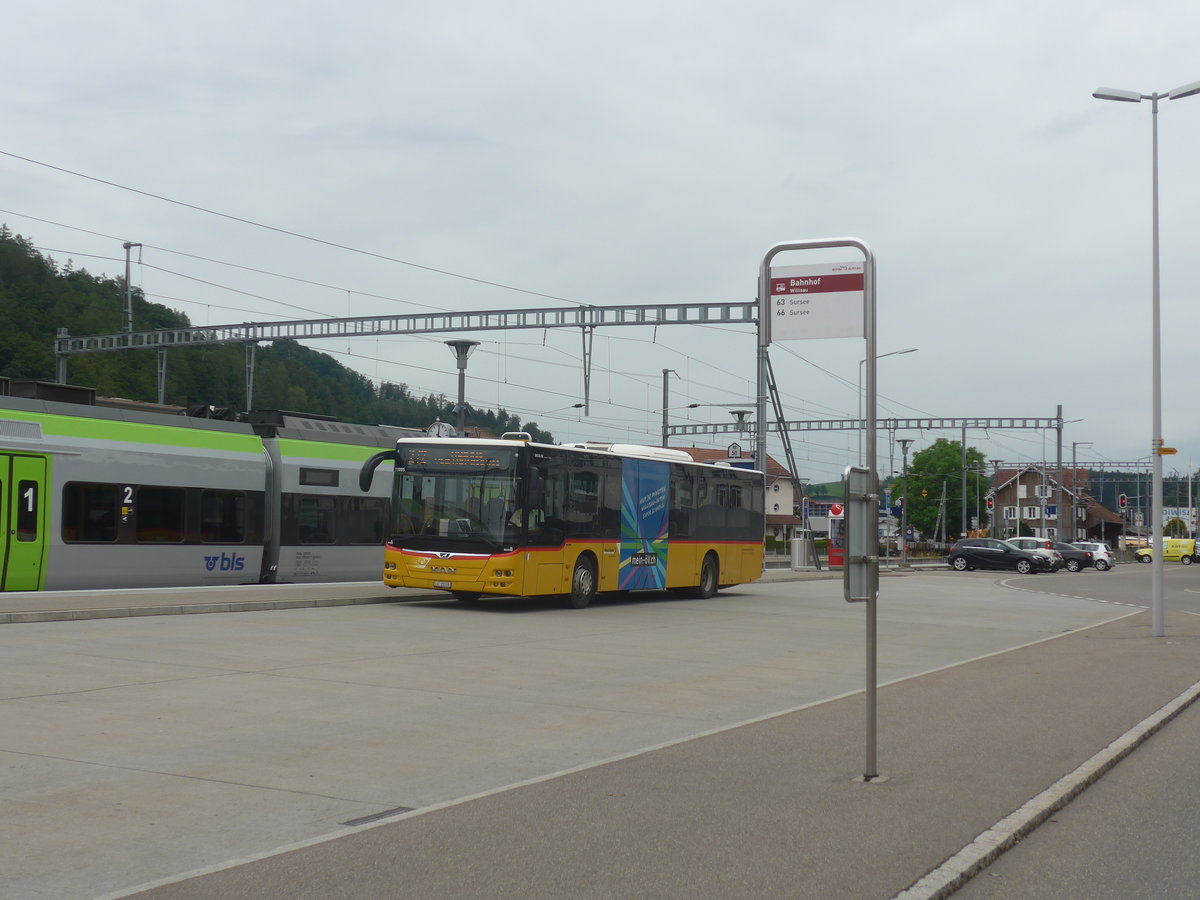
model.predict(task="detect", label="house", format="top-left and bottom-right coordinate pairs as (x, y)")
top-left (990, 466), bottom-right (1123, 543)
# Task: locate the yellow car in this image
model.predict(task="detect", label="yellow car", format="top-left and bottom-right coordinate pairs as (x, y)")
top-left (1135, 538), bottom-right (1199, 565)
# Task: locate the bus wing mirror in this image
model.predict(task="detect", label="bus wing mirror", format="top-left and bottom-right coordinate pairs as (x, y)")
top-left (359, 450), bottom-right (399, 492)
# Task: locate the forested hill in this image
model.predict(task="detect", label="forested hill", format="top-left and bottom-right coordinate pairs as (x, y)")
top-left (0, 227), bottom-right (553, 441)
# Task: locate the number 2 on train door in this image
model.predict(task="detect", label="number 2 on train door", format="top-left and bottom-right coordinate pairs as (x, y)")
top-left (2, 455), bottom-right (47, 591)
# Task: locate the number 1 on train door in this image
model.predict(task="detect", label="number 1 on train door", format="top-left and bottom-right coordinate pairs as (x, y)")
top-left (2, 455), bottom-right (47, 591)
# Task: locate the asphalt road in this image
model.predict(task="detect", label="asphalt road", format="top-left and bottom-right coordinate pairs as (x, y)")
top-left (1, 563), bottom-right (1193, 899)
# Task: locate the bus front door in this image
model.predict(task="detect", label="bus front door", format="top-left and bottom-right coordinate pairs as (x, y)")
top-left (1, 455), bottom-right (47, 591)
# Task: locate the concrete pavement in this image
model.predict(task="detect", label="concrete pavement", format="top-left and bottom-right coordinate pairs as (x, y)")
top-left (95, 596), bottom-right (1200, 898)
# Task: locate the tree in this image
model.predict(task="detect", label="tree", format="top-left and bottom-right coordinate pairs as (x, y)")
top-left (906, 439), bottom-right (989, 542)
top-left (0, 229), bottom-right (556, 441)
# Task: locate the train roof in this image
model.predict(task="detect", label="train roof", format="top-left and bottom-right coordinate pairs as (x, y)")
top-left (247, 410), bottom-right (423, 448)
top-left (0, 394), bottom-right (425, 450)
top-left (0, 393), bottom-right (254, 435)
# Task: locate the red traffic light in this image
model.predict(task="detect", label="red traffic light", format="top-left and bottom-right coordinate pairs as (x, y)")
top-left (985, 496), bottom-right (994, 510)
top-left (1119, 493), bottom-right (1128, 509)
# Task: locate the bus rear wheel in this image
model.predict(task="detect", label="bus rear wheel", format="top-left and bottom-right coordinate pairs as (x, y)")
top-left (567, 555), bottom-right (597, 609)
top-left (695, 553), bottom-right (719, 599)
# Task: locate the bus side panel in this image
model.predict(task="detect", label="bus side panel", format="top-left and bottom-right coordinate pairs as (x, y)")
top-left (664, 541), bottom-right (704, 590)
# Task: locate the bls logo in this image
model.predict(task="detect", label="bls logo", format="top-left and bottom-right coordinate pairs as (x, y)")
top-left (204, 553), bottom-right (245, 572)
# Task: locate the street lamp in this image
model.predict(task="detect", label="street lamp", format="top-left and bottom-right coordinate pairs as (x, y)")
top-left (858, 348), bottom-right (917, 463)
top-left (444, 340), bottom-right (480, 434)
top-left (1093, 79), bottom-right (1200, 637)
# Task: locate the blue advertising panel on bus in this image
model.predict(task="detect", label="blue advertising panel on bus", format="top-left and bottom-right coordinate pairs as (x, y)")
top-left (619, 459), bottom-right (669, 589)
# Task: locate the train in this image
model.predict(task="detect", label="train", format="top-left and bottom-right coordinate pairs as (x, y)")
top-left (0, 383), bottom-right (421, 591)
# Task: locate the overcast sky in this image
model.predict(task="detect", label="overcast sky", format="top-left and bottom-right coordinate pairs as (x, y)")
top-left (4, 1), bottom-right (1200, 485)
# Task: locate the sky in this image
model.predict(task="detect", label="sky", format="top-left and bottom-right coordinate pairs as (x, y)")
top-left (4, 1), bottom-right (1200, 485)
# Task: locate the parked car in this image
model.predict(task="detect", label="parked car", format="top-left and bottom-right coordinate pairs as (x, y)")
top-left (1004, 537), bottom-right (1064, 571)
top-left (945, 538), bottom-right (1052, 574)
top-left (1134, 538), bottom-right (1199, 565)
top-left (1071, 541), bottom-right (1116, 571)
top-left (1050, 541), bottom-right (1093, 572)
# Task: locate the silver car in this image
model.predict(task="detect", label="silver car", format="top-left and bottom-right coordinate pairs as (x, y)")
top-left (1071, 540), bottom-right (1116, 571)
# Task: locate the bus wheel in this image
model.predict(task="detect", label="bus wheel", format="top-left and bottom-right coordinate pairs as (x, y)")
top-left (695, 553), bottom-right (719, 599)
top-left (452, 591), bottom-right (480, 602)
top-left (567, 555), bottom-right (597, 609)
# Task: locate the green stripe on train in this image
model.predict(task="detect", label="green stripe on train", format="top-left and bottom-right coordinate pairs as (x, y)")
top-left (276, 438), bottom-right (387, 462)
top-left (0, 409), bottom-right (263, 452)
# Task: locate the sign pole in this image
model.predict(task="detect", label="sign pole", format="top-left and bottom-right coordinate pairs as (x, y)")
top-left (758, 238), bottom-right (881, 781)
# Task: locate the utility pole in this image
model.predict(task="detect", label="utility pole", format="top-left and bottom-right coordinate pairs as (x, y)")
top-left (122, 241), bottom-right (141, 333)
top-left (990, 459), bottom-right (1003, 538)
top-left (661, 369), bottom-right (676, 447)
top-left (961, 425), bottom-right (968, 538)
top-left (938, 479), bottom-right (948, 544)
top-left (898, 439), bottom-right (914, 566)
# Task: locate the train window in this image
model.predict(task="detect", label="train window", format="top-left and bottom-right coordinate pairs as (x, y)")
top-left (201, 490), bottom-right (247, 543)
top-left (136, 486), bottom-right (185, 543)
top-left (345, 497), bottom-right (386, 544)
top-left (16, 480), bottom-right (38, 542)
top-left (297, 495), bottom-right (336, 543)
top-left (300, 468), bottom-right (339, 487)
top-left (62, 482), bottom-right (118, 542)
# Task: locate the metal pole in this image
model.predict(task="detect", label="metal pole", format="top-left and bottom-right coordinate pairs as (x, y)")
top-left (1055, 405), bottom-right (1064, 541)
top-left (960, 425), bottom-right (967, 537)
top-left (122, 242), bottom-right (141, 333)
top-left (1072, 442), bottom-right (1079, 540)
top-left (756, 343), bottom-right (768, 476)
top-left (245, 343), bottom-right (256, 412)
top-left (1150, 94), bottom-right (1165, 636)
top-left (864, 251), bottom-right (878, 781)
top-left (661, 369), bottom-right (674, 448)
top-left (899, 439), bottom-right (913, 565)
top-left (444, 340), bottom-right (480, 435)
top-left (858, 358), bottom-right (865, 465)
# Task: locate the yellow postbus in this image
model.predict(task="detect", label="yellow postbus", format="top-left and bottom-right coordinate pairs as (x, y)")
top-left (359, 435), bottom-right (765, 608)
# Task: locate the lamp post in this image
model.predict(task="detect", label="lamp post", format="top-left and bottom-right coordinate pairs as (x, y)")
top-left (1094, 79), bottom-right (1200, 637)
top-left (444, 340), bottom-right (480, 434)
top-left (858, 348), bottom-right (917, 463)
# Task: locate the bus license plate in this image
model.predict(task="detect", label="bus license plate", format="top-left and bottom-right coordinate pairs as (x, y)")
top-left (434, 581), bottom-right (452, 589)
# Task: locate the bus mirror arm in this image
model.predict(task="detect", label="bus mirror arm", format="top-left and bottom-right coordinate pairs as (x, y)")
top-left (359, 450), bottom-right (399, 492)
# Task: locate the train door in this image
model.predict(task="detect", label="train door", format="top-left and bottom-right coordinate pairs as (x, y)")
top-left (1, 454), bottom-right (47, 591)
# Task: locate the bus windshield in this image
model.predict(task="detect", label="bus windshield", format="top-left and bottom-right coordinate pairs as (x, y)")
top-left (393, 443), bottom-right (522, 551)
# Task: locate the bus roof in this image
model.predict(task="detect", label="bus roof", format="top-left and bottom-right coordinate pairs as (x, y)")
top-left (392, 437), bottom-right (764, 473)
